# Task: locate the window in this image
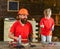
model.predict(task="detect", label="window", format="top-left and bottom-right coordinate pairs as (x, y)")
top-left (7, 1), bottom-right (19, 12)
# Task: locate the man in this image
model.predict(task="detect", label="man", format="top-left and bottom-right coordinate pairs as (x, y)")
top-left (39, 8), bottom-right (54, 44)
top-left (8, 8), bottom-right (33, 44)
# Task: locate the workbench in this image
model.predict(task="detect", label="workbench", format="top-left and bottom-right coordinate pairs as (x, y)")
top-left (0, 42), bottom-right (60, 49)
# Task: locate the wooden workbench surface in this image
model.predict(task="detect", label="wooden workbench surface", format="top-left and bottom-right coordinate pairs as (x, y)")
top-left (0, 41), bottom-right (60, 49)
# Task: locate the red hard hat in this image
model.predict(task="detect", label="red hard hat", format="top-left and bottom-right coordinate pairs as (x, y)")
top-left (18, 8), bottom-right (29, 15)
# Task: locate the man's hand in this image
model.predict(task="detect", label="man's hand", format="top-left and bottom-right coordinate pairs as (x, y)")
top-left (8, 32), bottom-right (18, 41)
top-left (14, 37), bottom-right (18, 41)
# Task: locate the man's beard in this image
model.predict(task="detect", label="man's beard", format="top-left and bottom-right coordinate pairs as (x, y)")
top-left (21, 18), bottom-right (27, 24)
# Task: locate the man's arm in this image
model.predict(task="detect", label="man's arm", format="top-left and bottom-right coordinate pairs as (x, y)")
top-left (8, 32), bottom-right (18, 41)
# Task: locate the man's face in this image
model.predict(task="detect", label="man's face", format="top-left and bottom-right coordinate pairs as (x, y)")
top-left (19, 15), bottom-right (28, 24)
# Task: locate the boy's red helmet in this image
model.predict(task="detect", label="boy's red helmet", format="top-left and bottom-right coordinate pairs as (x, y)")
top-left (18, 8), bottom-right (29, 15)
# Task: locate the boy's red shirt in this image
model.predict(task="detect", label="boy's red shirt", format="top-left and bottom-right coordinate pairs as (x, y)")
top-left (40, 17), bottom-right (54, 36)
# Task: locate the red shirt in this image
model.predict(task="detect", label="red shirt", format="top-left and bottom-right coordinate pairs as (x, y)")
top-left (10, 20), bottom-right (32, 42)
top-left (39, 17), bottom-right (54, 36)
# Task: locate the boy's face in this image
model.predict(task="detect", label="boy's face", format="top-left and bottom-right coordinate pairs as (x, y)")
top-left (44, 9), bottom-right (52, 17)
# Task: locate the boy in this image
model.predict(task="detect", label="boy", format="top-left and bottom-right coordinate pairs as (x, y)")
top-left (39, 8), bottom-right (54, 44)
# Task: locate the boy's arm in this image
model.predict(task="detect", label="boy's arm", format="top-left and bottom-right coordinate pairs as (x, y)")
top-left (51, 25), bottom-right (54, 31)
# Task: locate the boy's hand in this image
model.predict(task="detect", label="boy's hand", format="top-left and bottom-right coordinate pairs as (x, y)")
top-left (40, 24), bottom-right (44, 28)
top-left (51, 25), bottom-right (54, 31)
top-left (48, 31), bottom-right (52, 36)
